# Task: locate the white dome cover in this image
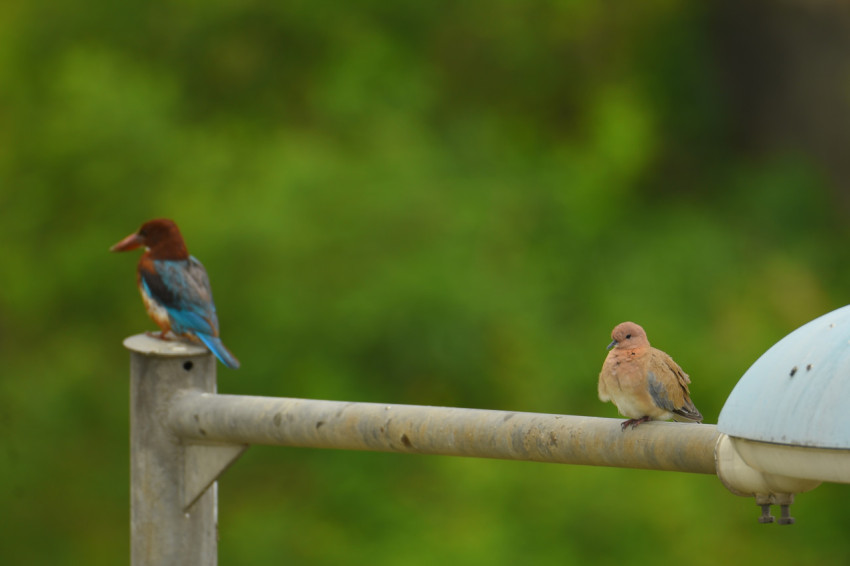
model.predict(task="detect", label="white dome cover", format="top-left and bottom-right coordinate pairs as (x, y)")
top-left (719, 305), bottom-right (850, 449)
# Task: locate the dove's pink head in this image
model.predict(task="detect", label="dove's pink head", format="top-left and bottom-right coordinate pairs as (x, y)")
top-left (607, 321), bottom-right (649, 351)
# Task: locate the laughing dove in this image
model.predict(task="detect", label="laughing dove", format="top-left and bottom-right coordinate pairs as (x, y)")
top-left (598, 321), bottom-right (703, 431)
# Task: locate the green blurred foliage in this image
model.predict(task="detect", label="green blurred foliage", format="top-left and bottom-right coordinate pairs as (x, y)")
top-left (1, 0), bottom-right (849, 564)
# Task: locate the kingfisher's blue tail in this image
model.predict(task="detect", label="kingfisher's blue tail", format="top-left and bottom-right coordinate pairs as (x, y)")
top-left (196, 333), bottom-right (241, 369)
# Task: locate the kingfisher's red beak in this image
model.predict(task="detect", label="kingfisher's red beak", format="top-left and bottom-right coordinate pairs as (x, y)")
top-left (110, 232), bottom-right (144, 252)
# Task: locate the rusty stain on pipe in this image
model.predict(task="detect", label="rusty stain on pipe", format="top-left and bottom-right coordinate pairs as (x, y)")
top-left (168, 392), bottom-right (720, 474)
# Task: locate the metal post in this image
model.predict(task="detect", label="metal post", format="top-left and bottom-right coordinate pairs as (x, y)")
top-left (127, 334), bottom-right (219, 566)
top-left (125, 330), bottom-right (825, 553)
top-left (167, 392), bottom-right (722, 474)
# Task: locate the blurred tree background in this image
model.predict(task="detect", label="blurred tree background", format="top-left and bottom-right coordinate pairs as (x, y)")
top-left (2, 0), bottom-right (850, 564)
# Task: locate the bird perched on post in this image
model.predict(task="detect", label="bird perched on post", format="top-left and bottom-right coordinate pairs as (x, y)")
top-left (598, 321), bottom-right (701, 430)
top-left (111, 218), bottom-right (240, 369)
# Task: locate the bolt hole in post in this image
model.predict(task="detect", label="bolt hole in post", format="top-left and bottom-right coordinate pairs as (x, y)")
top-left (183, 361), bottom-right (194, 371)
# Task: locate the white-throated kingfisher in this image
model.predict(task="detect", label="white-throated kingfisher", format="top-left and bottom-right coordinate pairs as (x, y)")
top-left (111, 218), bottom-right (240, 369)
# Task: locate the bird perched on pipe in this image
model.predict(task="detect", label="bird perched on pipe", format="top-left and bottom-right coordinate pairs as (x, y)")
top-left (598, 321), bottom-right (701, 430)
top-left (111, 218), bottom-right (240, 369)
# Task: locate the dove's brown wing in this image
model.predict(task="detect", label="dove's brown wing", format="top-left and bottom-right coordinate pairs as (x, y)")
top-left (646, 348), bottom-right (703, 422)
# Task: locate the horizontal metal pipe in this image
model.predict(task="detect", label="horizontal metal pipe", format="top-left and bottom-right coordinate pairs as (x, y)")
top-left (168, 392), bottom-right (721, 474)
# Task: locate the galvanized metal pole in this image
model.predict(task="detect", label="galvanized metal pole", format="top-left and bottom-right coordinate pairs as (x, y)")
top-left (168, 392), bottom-right (722, 474)
top-left (127, 330), bottom-right (821, 543)
top-left (127, 334), bottom-right (219, 566)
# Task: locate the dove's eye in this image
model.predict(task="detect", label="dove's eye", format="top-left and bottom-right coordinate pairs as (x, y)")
top-left (625, 334), bottom-right (632, 339)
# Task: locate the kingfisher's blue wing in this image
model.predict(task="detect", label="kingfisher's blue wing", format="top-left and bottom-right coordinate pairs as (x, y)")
top-left (139, 256), bottom-right (220, 337)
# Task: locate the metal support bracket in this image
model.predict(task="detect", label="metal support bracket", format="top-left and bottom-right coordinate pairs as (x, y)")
top-left (184, 443), bottom-right (248, 510)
